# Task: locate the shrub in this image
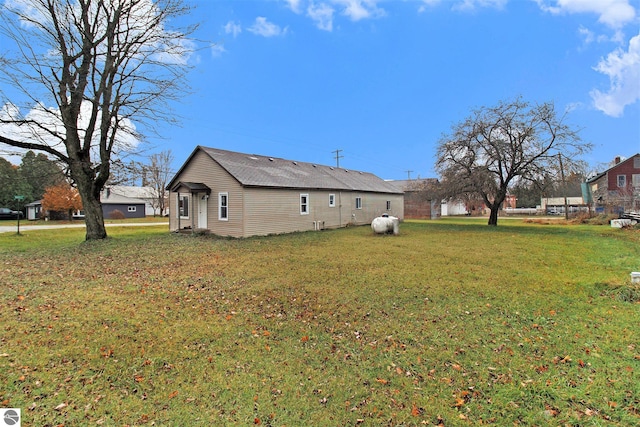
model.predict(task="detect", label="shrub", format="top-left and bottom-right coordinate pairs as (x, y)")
top-left (109, 209), bottom-right (126, 220)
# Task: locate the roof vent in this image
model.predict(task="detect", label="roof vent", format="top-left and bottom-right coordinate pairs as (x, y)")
top-left (330, 167), bottom-right (334, 170)
top-left (312, 164), bottom-right (317, 167)
top-left (292, 161), bottom-right (297, 165)
top-left (345, 170), bottom-right (349, 173)
top-left (269, 158), bottom-right (274, 162)
top-left (249, 156), bottom-right (258, 160)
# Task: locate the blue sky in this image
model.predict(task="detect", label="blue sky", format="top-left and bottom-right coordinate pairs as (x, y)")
top-left (164, 0), bottom-right (640, 180)
top-left (2, 0), bottom-right (640, 180)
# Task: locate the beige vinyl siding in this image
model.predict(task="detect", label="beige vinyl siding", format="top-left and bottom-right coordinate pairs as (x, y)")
top-left (243, 188), bottom-right (312, 236)
top-left (169, 150), bottom-right (244, 237)
top-left (169, 147), bottom-right (404, 238)
top-left (241, 188), bottom-right (404, 237)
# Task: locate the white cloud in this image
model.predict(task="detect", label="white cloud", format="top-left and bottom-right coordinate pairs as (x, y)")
top-left (285, 0), bottom-right (303, 14)
top-left (1, 101), bottom-right (140, 161)
top-left (308, 2), bottom-right (335, 31)
top-left (590, 32), bottom-right (640, 117)
top-left (452, 0), bottom-right (508, 12)
top-left (223, 21), bottom-right (242, 38)
top-left (418, 0), bottom-right (442, 13)
top-left (534, 0), bottom-right (637, 28)
top-left (210, 43), bottom-right (226, 57)
top-left (332, 0), bottom-right (385, 21)
top-left (247, 17), bottom-right (287, 37)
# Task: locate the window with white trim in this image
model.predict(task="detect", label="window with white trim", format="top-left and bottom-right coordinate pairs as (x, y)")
top-left (300, 194), bottom-right (309, 215)
top-left (355, 197), bottom-right (362, 209)
top-left (128, 206), bottom-right (136, 212)
top-left (632, 174), bottom-right (640, 187)
top-left (617, 175), bottom-right (627, 188)
top-left (329, 194), bottom-right (335, 207)
top-left (219, 192), bottom-right (228, 220)
top-left (179, 194), bottom-right (189, 218)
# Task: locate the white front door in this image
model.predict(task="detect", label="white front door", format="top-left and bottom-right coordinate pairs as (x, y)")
top-left (198, 194), bottom-right (208, 229)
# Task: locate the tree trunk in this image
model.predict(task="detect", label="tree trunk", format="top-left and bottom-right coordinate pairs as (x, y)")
top-left (72, 164), bottom-right (108, 241)
top-left (83, 195), bottom-right (107, 240)
top-left (488, 206), bottom-right (499, 226)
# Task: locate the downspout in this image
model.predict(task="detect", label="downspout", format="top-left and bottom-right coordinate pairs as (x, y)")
top-left (191, 192), bottom-right (195, 233)
top-left (176, 193), bottom-right (180, 231)
top-left (338, 191), bottom-right (342, 228)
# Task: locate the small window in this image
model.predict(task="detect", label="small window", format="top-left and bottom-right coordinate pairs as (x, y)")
top-left (632, 174), bottom-right (640, 187)
top-left (355, 197), bottom-right (362, 210)
top-left (179, 194), bottom-right (189, 218)
top-left (386, 200), bottom-right (391, 210)
top-left (634, 157), bottom-right (640, 169)
top-left (329, 194), bottom-right (335, 207)
top-left (617, 175), bottom-right (627, 188)
top-left (219, 192), bottom-right (228, 220)
top-left (300, 194), bottom-right (309, 215)
top-left (128, 206), bottom-right (136, 212)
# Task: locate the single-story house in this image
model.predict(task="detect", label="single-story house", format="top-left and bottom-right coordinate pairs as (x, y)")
top-left (167, 146), bottom-right (404, 237)
top-left (26, 190), bottom-right (147, 220)
top-left (100, 189), bottom-right (146, 219)
top-left (25, 200), bottom-right (43, 220)
top-left (106, 185), bottom-right (163, 216)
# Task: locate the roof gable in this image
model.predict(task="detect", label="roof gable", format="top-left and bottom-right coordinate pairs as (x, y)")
top-left (170, 146), bottom-right (402, 194)
top-left (587, 153), bottom-right (640, 183)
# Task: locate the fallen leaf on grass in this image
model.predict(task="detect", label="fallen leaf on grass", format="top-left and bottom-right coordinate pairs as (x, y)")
top-left (168, 390), bottom-right (178, 399)
top-left (54, 403), bottom-right (67, 411)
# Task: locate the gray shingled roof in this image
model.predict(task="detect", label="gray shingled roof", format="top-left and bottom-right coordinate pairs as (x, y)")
top-left (197, 146), bottom-right (402, 194)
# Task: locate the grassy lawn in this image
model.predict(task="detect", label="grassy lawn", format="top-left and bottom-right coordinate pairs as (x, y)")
top-left (0, 219), bottom-right (638, 426)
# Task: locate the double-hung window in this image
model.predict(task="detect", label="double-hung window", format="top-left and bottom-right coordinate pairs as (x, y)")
top-left (219, 192), bottom-right (228, 220)
top-left (179, 194), bottom-right (189, 218)
top-left (617, 175), bottom-right (627, 188)
top-left (355, 197), bottom-right (362, 209)
top-left (329, 194), bottom-right (335, 207)
top-left (300, 194), bottom-right (309, 215)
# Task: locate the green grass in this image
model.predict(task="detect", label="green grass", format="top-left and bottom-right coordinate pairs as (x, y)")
top-left (1, 219), bottom-right (638, 426)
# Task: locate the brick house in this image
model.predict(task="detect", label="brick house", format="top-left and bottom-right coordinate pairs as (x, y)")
top-left (586, 154), bottom-right (640, 213)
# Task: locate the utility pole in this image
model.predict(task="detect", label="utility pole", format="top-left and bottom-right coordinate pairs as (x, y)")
top-left (332, 149), bottom-right (343, 168)
top-left (405, 170), bottom-right (413, 180)
top-left (558, 153), bottom-right (569, 220)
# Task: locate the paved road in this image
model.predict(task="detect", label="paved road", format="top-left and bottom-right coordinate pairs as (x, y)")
top-left (0, 222), bottom-right (168, 234)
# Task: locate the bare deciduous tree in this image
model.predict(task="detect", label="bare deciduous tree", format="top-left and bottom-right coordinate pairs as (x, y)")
top-left (436, 98), bottom-right (590, 226)
top-left (0, 0), bottom-right (195, 239)
top-left (146, 149), bottom-right (174, 216)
